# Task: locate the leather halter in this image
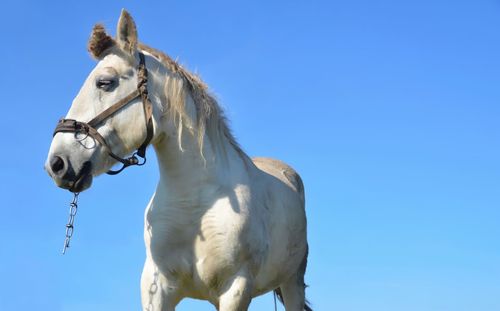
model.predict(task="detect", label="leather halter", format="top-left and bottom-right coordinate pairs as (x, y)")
top-left (53, 52), bottom-right (154, 175)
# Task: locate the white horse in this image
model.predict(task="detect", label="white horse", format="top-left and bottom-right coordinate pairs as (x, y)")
top-left (45, 10), bottom-right (311, 311)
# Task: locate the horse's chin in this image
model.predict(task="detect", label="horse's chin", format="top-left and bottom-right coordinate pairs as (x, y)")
top-left (69, 161), bottom-right (93, 193)
top-left (70, 172), bottom-right (93, 193)
top-left (51, 161), bottom-right (93, 193)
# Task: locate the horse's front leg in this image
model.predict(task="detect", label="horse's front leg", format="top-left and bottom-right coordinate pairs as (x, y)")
top-left (218, 269), bottom-right (253, 311)
top-left (141, 258), bottom-right (182, 311)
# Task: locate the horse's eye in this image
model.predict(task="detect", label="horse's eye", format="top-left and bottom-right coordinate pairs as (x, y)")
top-left (96, 78), bottom-right (116, 91)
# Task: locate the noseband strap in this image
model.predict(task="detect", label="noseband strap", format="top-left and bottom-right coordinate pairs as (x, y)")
top-left (53, 52), bottom-right (154, 175)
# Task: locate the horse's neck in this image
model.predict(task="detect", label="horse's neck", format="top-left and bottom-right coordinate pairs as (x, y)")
top-left (152, 127), bottom-right (250, 207)
top-left (146, 53), bottom-right (251, 208)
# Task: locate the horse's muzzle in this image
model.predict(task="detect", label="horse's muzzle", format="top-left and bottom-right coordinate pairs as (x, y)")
top-left (46, 156), bottom-right (93, 193)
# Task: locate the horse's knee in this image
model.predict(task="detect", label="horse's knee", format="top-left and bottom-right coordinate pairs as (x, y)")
top-left (218, 273), bottom-right (253, 311)
top-left (140, 261), bottom-right (180, 311)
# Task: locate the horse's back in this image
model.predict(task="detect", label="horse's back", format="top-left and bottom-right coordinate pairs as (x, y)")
top-left (252, 157), bottom-right (305, 202)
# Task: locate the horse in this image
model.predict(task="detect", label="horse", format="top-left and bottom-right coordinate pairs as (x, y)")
top-left (45, 9), bottom-right (311, 311)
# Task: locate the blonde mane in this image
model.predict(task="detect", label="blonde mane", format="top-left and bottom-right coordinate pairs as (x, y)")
top-left (138, 43), bottom-right (246, 161)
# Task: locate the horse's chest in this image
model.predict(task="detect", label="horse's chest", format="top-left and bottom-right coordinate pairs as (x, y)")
top-left (146, 200), bottom-right (259, 292)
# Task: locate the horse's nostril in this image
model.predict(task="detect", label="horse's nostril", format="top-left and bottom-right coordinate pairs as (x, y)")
top-left (50, 156), bottom-right (65, 174)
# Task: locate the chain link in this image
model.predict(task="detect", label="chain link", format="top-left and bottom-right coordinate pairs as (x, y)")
top-left (62, 192), bottom-right (79, 254)
top-left (146, 268), bottom-right (159, 311)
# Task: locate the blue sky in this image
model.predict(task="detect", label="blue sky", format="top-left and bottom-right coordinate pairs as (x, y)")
top-left (1, 1), bottom-right (499, 310)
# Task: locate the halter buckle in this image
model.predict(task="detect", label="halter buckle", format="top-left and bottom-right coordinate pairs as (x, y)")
top-left (125, 152), bottom-right (146, 166)
top-left (128, 155), bottom-right (139, 165)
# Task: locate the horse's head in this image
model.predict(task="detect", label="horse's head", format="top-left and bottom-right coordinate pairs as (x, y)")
top-left (45, 10), bottom-right (156, 192)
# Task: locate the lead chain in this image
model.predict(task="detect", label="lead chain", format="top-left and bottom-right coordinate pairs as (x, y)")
top-left (146, 268), bottom-right (160, 311)
top-left (62, 192), bottom-right (79, 254)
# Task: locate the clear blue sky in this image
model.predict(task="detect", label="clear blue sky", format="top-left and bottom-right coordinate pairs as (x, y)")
top-left (0, 1), bottom-right (499, 310)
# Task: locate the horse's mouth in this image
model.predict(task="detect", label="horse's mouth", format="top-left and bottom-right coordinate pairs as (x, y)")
top-left (51, 161), bottom-right (93, 193)
top-left (69, 161), bottom-right (93, 193)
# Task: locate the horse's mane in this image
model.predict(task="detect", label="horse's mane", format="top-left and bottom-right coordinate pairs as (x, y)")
top-left (138, 43), bottom-right (246, 161)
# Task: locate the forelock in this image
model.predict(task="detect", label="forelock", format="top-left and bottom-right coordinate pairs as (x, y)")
top-left (88, 24), bottom-right (116, 59)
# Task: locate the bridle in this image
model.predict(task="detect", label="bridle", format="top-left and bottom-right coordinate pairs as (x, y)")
top-left (53, 52), bottom-right (154, 175)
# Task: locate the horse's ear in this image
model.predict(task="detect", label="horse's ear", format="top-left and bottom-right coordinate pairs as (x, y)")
top-left (116, 9), bottom-right (138, 55)
top-left (88, 24), bottom-right (116, 59)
